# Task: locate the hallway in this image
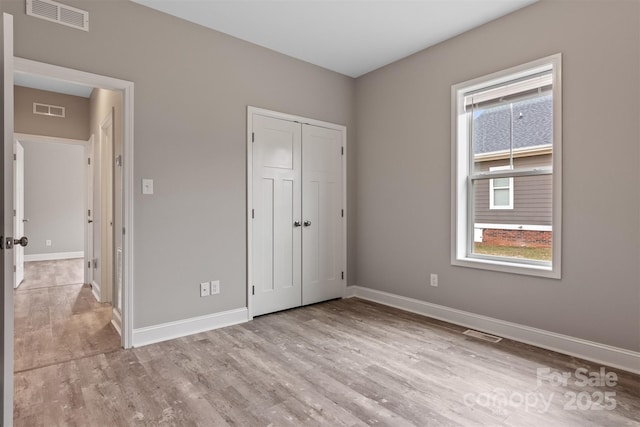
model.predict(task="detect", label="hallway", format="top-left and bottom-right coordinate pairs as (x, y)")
top-left (13, 259), bottom-right (120, 372)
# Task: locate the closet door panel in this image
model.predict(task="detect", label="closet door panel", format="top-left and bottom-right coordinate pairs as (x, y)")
top-left (302, 124), bottom-right (343, 305)
top-left (252, 115), bottom-right (302, 316)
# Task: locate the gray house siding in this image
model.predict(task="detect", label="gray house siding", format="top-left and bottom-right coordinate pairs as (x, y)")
top-left (474, 154), bottom-right (552, 226)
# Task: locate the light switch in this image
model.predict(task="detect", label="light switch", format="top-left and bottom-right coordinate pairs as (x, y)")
top-left (142, 179), bottom-right (154, 195)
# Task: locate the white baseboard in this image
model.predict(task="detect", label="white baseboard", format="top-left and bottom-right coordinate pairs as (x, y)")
top-left (346, 286), bottom-right (640, 375)
top-left (90, 280), bottom-right (101, 302)
top-left (343, 286), bottom-right (357, 298)
top-left (24, 251), bottom-right (84, 262)
top-left (132, 307), bottom-right (249, 347)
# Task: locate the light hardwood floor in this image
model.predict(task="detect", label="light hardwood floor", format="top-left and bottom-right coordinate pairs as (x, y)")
top-left (13, 298), bottom-right (640, 426)
top-left (14, 259), bottom-right (121, 372)
top-left (17, 258), bottom-right (85, 291)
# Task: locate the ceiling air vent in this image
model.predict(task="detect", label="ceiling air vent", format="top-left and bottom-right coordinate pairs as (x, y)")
top-left (33, 102), bottom-right (65, 118)
top-left (26, 0), bottom-right (89, 32)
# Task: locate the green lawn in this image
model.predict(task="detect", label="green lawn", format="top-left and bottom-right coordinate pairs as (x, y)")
top-left (474, 244), bottom-right (552, 261)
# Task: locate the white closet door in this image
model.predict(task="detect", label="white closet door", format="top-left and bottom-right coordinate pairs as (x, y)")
top-left (302, 124), bottom-right (343, 305)
top-left (252, 115), bottom-right (302, 316)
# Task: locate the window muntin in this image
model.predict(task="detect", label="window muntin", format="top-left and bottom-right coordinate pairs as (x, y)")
top-left (452, 55), bottom-right (561, 278)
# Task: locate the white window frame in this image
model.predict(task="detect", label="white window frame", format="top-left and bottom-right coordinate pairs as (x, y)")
top-left (451, 54), bottom-right (562, 279)
top-left (489, 166), bottom-right (514, 210)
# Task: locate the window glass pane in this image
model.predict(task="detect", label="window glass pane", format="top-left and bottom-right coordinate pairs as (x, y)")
top-left (494, 188), bottom-right (510, 205)
top-left (473, 234), bottom-right (552, 262)
top-left (473, 176), bottom-right (552, 263)
top-left (493, 177), bottom-right (510, 188)
top-left (512, 94), bottom-right (552, 151)
top-left (472, 93), bottom-right (553, 173)
top-left (472, 103), bottom-right (511, 156)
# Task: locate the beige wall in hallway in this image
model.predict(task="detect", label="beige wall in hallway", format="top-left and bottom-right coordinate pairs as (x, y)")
top-left (14, 86), bottom-right (89, 140)
top-left (20, 140), bottom-right (84, 256)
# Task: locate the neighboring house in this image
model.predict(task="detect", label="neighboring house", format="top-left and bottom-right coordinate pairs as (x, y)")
top-left (472, 93), bottom-right (553, 248)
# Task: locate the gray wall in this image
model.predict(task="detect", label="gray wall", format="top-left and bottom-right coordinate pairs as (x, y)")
top-left (355, 0), bottom-right (639, 352)
top-left (1, 0), bottom-right (356, 328)
top-left (20, 140), bottom-right (84, 256)
top-left (14, 85), bottom-right (89, 140)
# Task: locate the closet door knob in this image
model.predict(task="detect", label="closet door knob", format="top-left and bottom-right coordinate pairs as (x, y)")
top-left (303, 221), bottom-right (311, 227)
top-left (294, 221), bottom-right (302, 227)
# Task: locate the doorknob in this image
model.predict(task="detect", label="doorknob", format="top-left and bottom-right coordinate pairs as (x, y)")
top-left (14, 236), bottom-right (28, 247)
top-left (303, 221), bottom-right (312, 227)
top-left (22, 218), bottom-right (29, 223)
top-left (294, 221), bottom-right (302, 227)
top-left (88, 220), bottom-right (93, 224)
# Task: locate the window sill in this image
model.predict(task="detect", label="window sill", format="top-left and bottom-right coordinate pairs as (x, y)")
top-left (452, 256), bottom-right (560, 279)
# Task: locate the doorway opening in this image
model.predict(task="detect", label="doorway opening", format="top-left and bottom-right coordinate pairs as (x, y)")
top-left (12, 131), bottom-right (120, 372)
top-left (11, 57), bottom-right (134, 351)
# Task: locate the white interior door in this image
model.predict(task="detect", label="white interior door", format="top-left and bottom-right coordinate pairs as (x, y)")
top-left (14, 140), bottom-right (24, 287)
top-left (302, 124), bottom-right (343, 305)
top-left (2, 12), bottom-right (15, 426)
top-left (252, 114), bottom-right (302, 317)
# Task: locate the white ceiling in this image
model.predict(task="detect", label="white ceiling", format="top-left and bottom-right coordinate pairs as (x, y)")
top-left (131, 0), bottom-right (537, 77)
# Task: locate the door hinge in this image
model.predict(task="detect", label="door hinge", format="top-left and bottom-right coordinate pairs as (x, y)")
top-left (252, 132), bottom-right (255, 143)
top-left (341, 209), bottom-right (344, 218)
top-left (123, 227), bottom-right (126, 235)
top-left (252, 209), bottom-right (255, 219)
top-left (87, 261), bottom-right (91, 269)
top-left (13, 209), bottom-right (16, 217)
top-left (341, 146), bottom-right (344, 155)
top-left (252, 285), bottom-right (255, 295)
top-left (341, 271), bottom-right (344, 280)
top-left (93, 259), bottom-right (98, 269)
top-left (88, 209), bottom-right (91, 217)
top-left (88, 157), bottom-right (91, 165)
top-left (13, 265), bottom-right (16, 272)
top-left (14, 153), bottom-right (16, 161)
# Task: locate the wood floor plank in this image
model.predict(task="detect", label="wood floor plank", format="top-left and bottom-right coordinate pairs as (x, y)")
top-left (14, 260), bottom-right (121, 372)
top-left (14, 297), bottom-right (640, 426)
top-left (17, 258), bottom-right (85, 290)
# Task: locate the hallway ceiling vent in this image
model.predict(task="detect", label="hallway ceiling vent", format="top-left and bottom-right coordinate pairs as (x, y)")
top-left (26, 0), bottom-right (89, 32)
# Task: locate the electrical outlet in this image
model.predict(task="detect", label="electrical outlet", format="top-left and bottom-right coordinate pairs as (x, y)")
top-left (430, 273), bottom-right (438, 287)
top-left (210, 280), bottom-right (220, 295)
top-left (200, 282), bottom-right (210, 297)
top-left (46, 239), bottom-right (52, 247)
